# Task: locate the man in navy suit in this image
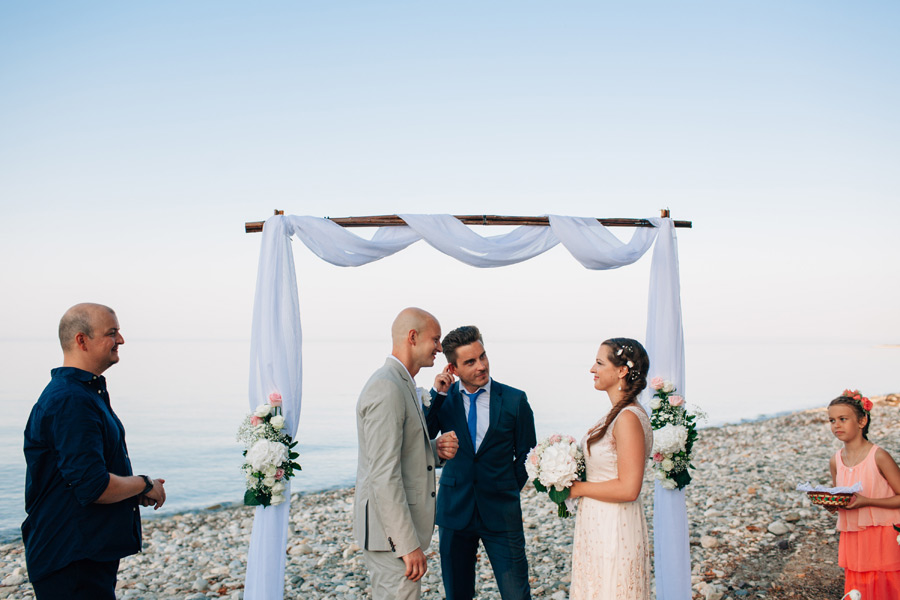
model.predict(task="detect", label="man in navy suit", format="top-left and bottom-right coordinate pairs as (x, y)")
top-left (425, 325), bottom-right (536, 600)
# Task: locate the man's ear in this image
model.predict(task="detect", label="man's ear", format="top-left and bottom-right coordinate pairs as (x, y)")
top-left (447, 363), bottom-right (458, 376)
top-left (74, 332), bottom-right (88, 351)
top-left (407, 329), bottom-right (417, 345)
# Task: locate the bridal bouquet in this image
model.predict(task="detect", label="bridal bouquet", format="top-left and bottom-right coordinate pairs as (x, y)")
top-left (525, 434), bottom-right (585, 518)
top-left (649, 377), bottom-right (698, 490)
top-left (236, 392), bottom-right (301, 507)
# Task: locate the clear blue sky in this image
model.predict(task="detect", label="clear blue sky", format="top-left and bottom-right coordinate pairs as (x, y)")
top-left (1, 1), bottom-right (898, 347)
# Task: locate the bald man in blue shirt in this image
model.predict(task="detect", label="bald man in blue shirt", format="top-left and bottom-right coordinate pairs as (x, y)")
top-left (23, 303), bottom-right (167, 600)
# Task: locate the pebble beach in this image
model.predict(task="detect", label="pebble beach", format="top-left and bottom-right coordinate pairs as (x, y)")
top-left (1, 394), bottom-right (897, 600)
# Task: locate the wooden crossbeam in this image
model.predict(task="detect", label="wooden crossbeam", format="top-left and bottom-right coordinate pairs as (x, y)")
top-left (244, 210), bottom-right (692, 233)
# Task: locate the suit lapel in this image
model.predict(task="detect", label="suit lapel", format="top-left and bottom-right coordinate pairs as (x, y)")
top-left (386, 358), bottom-right (429, 437)
top-left (478, 380), bottom-right (503, 455)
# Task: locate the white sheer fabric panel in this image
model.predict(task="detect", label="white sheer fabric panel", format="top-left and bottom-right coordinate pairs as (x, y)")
top-left (548, 215), bottom-right (659, 269)
top-left (244, 216), bottom-right (302, 600)
top-left (399, 213), bottom-right (560, 266)
top-left (244, 214), bottom-right (687, 599)
top-left (645, 218), bottom-right (691, 600)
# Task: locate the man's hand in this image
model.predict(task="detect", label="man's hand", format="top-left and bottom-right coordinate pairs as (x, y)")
top-left (433, 364), bottom-right (455, 395)
top-left (142, 478), bottom-right (167, 510)
top-left (436, 431), bottom-right (459, 460)
top-left (401, 547), bottom-right (427, 581)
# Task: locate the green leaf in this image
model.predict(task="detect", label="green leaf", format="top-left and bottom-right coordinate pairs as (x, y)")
top-left (533, 480), bottom-right (547, 493)
top-left (244, 490), bottom-right (261, 506)
top-left (548, 486), bottom-right (570, 504)
top-left (289, 452), bottom-right (299, 459)
top-left (673, 469), bottom-right (692, 489)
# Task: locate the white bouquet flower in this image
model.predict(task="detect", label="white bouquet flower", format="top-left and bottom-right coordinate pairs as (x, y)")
top-left (652, 424), bottom-right (688, 456)
top-left (525, 434), bottom-right (585, 517)
top-left (246, 439), bottom-right (288, 472)
top-left (649, 377), bottom-right (701, 490)
top-left (237, 392), bottom-right (301, 507)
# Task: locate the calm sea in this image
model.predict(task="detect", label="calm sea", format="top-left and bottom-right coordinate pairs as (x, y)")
top-left (1, 338), bottom-right (897, 541)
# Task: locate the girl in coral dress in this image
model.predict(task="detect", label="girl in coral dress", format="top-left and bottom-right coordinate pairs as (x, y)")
top-left (567, 338), bottom-right (652, 600)
top-left (828, 389), bottom-right (900, 599)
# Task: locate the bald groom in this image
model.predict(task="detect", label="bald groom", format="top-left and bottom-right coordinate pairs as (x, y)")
top-left (354, 308), bottom-right (460, 600)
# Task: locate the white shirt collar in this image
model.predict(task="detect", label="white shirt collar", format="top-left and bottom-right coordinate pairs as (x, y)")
top-left (460, 378), bottom-right (491, 399)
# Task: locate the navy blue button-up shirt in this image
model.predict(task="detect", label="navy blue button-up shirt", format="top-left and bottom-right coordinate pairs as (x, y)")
top-left (23, 367), bottom-right (142, 582)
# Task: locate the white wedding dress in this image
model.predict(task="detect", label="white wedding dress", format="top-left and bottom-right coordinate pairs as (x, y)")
top-left (570, 405), bottom-right (652, 599)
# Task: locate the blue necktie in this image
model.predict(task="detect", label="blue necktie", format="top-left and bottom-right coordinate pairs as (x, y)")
top-left (465, 389), bottom-right (485, 450)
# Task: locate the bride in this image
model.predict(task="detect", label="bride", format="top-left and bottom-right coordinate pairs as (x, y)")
top-left (567, 337), bottom-right (652, 599)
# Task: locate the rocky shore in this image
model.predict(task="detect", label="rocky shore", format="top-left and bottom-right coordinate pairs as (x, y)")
top-left (1, 394), bottom-right (897, 600)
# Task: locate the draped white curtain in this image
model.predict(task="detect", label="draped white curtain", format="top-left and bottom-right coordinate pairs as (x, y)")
top-left (245, 214), bottom-right (689, 600)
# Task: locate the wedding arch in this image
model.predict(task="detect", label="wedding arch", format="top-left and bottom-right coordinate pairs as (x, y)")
top-left (243, 212), bottom-right (692, 600)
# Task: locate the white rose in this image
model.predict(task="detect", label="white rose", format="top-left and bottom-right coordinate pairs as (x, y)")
top-left (254, 404), bottom-right (272, 418)
top-left (270, 415), bottom-right (285, 430)
top-left (662, 381), bottom-right (675, 393)
top-left (272, 481), bottom-right (285, 493)
top-left (652, 424), bottom-right (688, 456)
top-left (270, 494), bottom-right (286, 506)
top-left (661, 478), bottom-right (677, 490)
top-left (245, 439), bottom-right (288, 472)
top-left (264, 464), bottom-right (277, 477)
top-left (417, 387), bottom-right (431, 408)
top-left (661, 459), bottom-right (675, 472)
top-left (654, 469), bottom-right (666, 480)
top-left (650, 398), bottom-right (661, 410)
top-left (537, 443), bottom-right (579, 491)
top-left (525, 451), bottom-right (539, 482)
top-left (263, 476), bottom-right (276, 487)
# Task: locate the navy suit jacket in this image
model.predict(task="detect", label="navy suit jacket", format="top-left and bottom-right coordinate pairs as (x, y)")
top-left (426, 379), bottom-right (536, 532)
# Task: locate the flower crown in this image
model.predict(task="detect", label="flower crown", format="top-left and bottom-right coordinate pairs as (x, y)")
top-left (842, 389), bottom-right (873, 413)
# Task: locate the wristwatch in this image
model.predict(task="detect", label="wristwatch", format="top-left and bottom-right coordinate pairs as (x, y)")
top-left (139, 475), bottom-right (154, 495)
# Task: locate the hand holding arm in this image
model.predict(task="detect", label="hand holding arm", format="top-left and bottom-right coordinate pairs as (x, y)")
top-left (96, 474), bottom-right (165, 507)
top-left (142, 478), bottom-right (167, 509)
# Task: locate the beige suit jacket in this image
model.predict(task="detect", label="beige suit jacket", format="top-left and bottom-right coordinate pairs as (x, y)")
top-left (354, 358), bottom-right (439, 558)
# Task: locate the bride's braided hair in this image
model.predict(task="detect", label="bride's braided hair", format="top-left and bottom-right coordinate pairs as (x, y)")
top-left (585, 338), bottom-right (650, 453)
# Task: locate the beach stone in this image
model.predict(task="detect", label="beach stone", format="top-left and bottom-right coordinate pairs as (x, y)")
top-left (290, 542), bottom-right (313, 555)
top-left (783, 511), bottom-right (801, 522)
top-left (767, 521), bottom-right (789, 535)
top-left (700, 535), bottom-right (719, 548)
top-left (551, 591), bottom-right (567, 600)
top-left (191, 578), bottom-right (209, 591)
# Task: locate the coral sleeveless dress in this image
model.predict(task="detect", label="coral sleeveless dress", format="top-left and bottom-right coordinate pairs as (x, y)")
top-left (570, 405), bottom-right (653, 600)
top-left (835, 444), bottom-right (900, 599)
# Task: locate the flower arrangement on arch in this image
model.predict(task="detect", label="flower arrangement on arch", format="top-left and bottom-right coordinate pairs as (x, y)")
top-left (236, 392), bottom-right (301, 507)
top-left (649, 377), bottom-right (699, 490)
top-left (525, 434), bottom-right (586, 518)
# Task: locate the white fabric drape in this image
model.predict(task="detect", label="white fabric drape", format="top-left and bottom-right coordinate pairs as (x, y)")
top-left (645, 218), bottom-right (691, 600)
top-left (245, 214), bottom-right (688, 599)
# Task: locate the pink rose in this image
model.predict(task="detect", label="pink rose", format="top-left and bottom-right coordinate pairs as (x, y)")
top-left (862, 398), bottom-right (873, 412)
top-left (653, 452), bottom-right (664, 463)
top-left (529, 453), bottom-right (539, 465)
top-left (651, 377), bottom-right (664, 390)
top-left (549, 434), bottom-right (562, 444)
top-left (269, 392), bottom-right (283, 407)
top-left (668, 395), bottom-right (684, 407)
top-left (250, 415), bottom-right (262, 427)
top-left (275, 468), bottom-right (285, 480)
